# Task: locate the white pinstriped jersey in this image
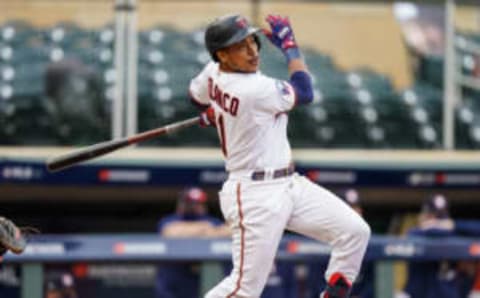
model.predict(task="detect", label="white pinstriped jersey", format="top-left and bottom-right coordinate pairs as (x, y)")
top-left (189, 62), bottom-right (296, 173)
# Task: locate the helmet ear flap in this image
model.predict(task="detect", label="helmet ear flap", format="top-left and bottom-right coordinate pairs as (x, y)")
top-left (253, 33), bottom-right (261, 51)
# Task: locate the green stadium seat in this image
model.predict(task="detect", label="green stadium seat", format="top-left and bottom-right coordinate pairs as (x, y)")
top-left (417, 54), bottom-right (443, 88)
top-left (1, 44), bottom-right (50, 65)
top-left (46, 22), bottom-right (94, 50)
top-left (416, 124), bottom-right (442, 149)
top-left (346, 68), bottom-right (393, 94)
top-left (303, 48), bottom-right (335, 71)
top-left (140, 26), bottom-right (181, 48)
top-left (1, 20), bottom-right (41, 47)
top-left (95, 25), bottom-right (115, 47)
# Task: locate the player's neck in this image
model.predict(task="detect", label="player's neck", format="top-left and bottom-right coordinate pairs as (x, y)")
top-left (219, 63), bottom-right (256, 74)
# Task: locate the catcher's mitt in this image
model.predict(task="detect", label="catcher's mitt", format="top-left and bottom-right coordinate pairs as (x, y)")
top-left (0, 217), bottom-right (29, 255)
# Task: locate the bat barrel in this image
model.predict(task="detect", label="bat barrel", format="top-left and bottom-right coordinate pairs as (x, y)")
top-left (46, 139), bottom-right (128, 172)
top-left (46, 116), bottom-right (201, 173)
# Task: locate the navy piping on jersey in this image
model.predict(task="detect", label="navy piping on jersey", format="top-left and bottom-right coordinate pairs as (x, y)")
top-left (289, 71), bottom-right (313, 105)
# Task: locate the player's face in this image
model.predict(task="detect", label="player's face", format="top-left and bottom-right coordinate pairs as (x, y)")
top-left (218, 35), bottom-right (259, 73)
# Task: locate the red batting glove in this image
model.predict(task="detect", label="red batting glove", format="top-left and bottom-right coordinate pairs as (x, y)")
top-left (199, 106), bottom-right (216, 127)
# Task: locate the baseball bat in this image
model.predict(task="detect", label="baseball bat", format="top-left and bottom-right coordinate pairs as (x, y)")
top-left (46, 116), bottom-right (201, 173)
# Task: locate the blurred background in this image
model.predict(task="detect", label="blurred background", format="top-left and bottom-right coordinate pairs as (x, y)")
top-left (1, 0), bottom-right (480, 297)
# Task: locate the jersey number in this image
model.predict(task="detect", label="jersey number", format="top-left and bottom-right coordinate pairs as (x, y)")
top-left (217, 114), bottom-right (227, 157)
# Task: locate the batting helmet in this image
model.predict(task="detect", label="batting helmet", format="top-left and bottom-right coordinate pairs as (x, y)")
top-left (205, 14), bottom-right (261, 62)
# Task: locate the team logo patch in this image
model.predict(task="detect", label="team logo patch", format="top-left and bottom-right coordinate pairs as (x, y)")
top-left (275, 80), bottom-right (293, 103)
top-left (276, 81), bottom-right (292, 97)
top-left (236, 17), bottom-right (248, 29)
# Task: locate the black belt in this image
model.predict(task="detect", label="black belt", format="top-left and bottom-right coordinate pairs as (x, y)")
top-left (251, 165), bottom-right (295, 181)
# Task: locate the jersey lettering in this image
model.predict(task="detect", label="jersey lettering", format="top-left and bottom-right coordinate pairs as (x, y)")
top-left (208, 77), bottom-right (239, 116)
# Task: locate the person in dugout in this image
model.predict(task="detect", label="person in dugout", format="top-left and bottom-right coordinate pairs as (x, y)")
top-left (155, 187), bottom-right (230, 298)
top-left (401, 193), bottom-right (480, 298)
top-left (44, 272), bottom-right (78, 298)
top-left (306, 189), bottom-right (373, 298)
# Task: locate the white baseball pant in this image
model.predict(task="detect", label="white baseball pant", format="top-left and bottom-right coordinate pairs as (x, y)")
top-left (205, 173), bottom-right (371, 298)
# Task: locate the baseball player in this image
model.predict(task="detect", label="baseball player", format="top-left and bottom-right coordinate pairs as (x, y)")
top-left (402, 194), bottom-right (460, 298)
top-left (190, 14), bottom-right (370, 298)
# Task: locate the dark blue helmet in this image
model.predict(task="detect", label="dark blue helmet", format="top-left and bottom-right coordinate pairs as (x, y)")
top-left (205, 14), bottom-right (261, 62)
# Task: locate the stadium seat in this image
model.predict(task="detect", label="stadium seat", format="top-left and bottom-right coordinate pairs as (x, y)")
top-left (416, 54), bottom-right (443, 88)
top-left (96, 25), bottom-right (115, 46)
top-left (0, 20), bottom-right (40, 46)
top-left (416, 123), bottom-right (442, 149)
top-left (45, 22), bottom-right (93, 49)
top-left (403, 83), bottom-right (443, 126)
top-left (455, 99), bottom-right (480, 149)
top-left (303, 48), bottom-right (335, 71)
top-left (0, 43), bottom-right (50, 65)
top-left (346, 67), bottom-right (394, 94)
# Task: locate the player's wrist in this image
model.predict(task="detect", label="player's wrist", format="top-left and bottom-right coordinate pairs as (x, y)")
top-left (284, 47), bottom-right (301, 63)
top-left (199, 106), bottom-right (216, 127)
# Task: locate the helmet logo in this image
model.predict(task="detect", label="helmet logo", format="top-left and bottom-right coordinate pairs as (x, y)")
top-left (236, 17), bottom-right (248, 29)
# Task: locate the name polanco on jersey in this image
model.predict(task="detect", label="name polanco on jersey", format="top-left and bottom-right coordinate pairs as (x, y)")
top-left (208, 77), bottom-right (239, 117)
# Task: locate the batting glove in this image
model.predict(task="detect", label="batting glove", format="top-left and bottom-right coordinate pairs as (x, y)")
top-left (0, 217), bottom-right (31, 256)
top-left (263, 14), bottom-right (300, 61)
top-left (199, 106), bottom-right (216, 127)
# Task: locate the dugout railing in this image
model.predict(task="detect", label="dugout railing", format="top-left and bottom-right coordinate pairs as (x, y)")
top-left (4, 234), bottom-right (480, 298)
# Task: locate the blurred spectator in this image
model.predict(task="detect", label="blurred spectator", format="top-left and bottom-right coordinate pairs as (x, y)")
top-left (44, 272), bottom-right (77, 298)
top-left (157, 187), bottom-right (230, 238)
top-left (262, 262), bottom-right (297, 298)
top-left (343, 188), bottom-right (363, 216)
top-left (0, 266), bottom-right (20, 298)
top-left (451, 214), bottom-right (480, 297)
top-left (414, 193), bottom-right (454, 233)
top-left (393, 2), bottom-right (445, 55)
top-left (401, 194), bottom-right (463, 298)
top-left (155, 187), bottom-right (229, 298)
top-left (306, 189), bottom-right (373, 298)
top-left (44, 58), bottom-right (108, 145)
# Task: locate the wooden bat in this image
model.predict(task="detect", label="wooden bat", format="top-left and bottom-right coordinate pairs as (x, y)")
top-left (46, 116), bottom-right (201, 172)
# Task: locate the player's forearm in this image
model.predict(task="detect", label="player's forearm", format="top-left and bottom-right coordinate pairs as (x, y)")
top-left (288, 59), bottom-right (313, 105)
top-left (288, 57), bottom-right (308, 75)
top-left (263, 15), bottom-right (313, 104)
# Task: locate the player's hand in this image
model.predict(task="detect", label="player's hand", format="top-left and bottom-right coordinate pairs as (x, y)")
top-left (199, 106), bottom-right (216, 127)
top-left (263, 14), bottom-right (297, 51)
top-left (0, 217), bottom-right (35, 257)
